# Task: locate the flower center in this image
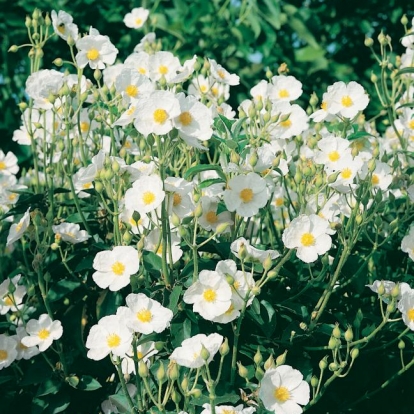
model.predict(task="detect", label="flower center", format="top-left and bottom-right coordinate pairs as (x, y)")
top-left (137, 309), bottom-right (152, 323)
top-left (0, 350), bottom-right (8, 360)
top-left (179, 111), bottom-right (192, 126)
top-left (371, 174), bottom-right (380, 186)
top-left (0, 161), bottom-right (6, 170)
top-left (407, 308), bottom-right (414, 321)
top-left (4, 296), bottom-right (13, 306)
top-left (280, 119), bottom-right (292, 128)
top-left (328, 151), bottom-right (340, 162)
top-left (87, 48), bottom-right (100, 61)
top-left (200, 85), bottom-right (208, 93)
top-left (217, 70), bottom-right (226, 79)
top-left (278, 89), bottom-right (289, 98)
top-left (275, 197), bottom-right (284, 207)
top-left (203, 289), bottom-right (217, 302)
top-left (138, 67), bottom-right (147, 75)
top-left (206, 211), bottom-right (218, 224)
top-left (142, 191), bottom-right (156, 205)
top-left (409, 120), bottom-right (414, 130)
top-left (341, 168), bottom-right (352, 179)
top-left (126, 85), bottom-right (138, 98)
top-left (107, 333), bottom-right (121, 348)
top-left (159, 65), bottom-right (168, 75)
top-left (135, 18), bottom-right (143, 26)
top-left (341, 95), bottom-right (353, 107)
top-left (82, 182), bottom-right (92, 189)
top-left (57, 24), bottom-right (65, 34)
top-left (225, 303), bottom-right (235, 315)
top-left (274, 386), bottom-right (290, 402)
top-left (80, 121), bottom-right (90, 133)
top-left (38, 329), bottom-right (50, 340)
top-left (240, 188), bottom-right (253, 203)
top-left (301, 232), bottom-right (315, 247)
top-left (173, 193), bottom-right (182, 206)
top-left (153, 109), bottom-right (168, 124)
top-left (112, 261), bottom-right (125, 276)
top-left (321, 101), bottom-right (327, 110)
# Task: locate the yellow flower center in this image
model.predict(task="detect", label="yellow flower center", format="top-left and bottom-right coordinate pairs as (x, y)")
top-left (126, 106), bottom-right (136, 116)
top-left (153, 109), bottom-right (168, 124)
top-left (328, 151), bottom-right (340, 162)
top-left (179, 111), bottom-right (192, 126)
top-left (200, 85), bottom-right (208, 93)
top-left (112, 261), bottom-right (125, 276)
top-left (173, 193), bottom-right (182, 207)
top-left (57, 24), bottom-right (65, 34)
top-left (142, 191), bottom-right (156, 205)
top-left (341, 168), bottom-right (352, 179)
top-left (80, 121), bottom-right (90, 133)
top-left (371, 174), bottom-right (380, 186)
top-left (0, 161), bottom-right (6, 170)
top-left (159, 65), bottom-right (168, 75)
top-left (0, 350), bottom-right (8, 360)
top-left (341, 95), bottom-right (353, 107)
top-left (135, 18), bottom-right (143, 26)
top-left (278, 89), bottom-right (290, 98)
top-left (137, 351), bottom-right (144, 359)
top-left (301, 232), bottom-right (315, 247)
top-left (156, 244), bottom-right (163, 255)
top-left (275, 197), bottom-right (284, 207)
top-left (407, 308), bottom-right (414, 321)
top-left (211, 87), bottom-right (219, 96)
top-left (107, 333), bottom-right (121, 348)
top-left (126, 85), bottom-right (138, 98)
top-left (206, 211), bottom-right (218, 224)
top-left (87, 48), bottom-right (100, 61)
top-left (137, 309), bottom-right (152, 323)
top-left (321, 101), bottom-right (327, 111)
top-left (222, 409), bottom-right (236, 414)
top-left (240, 188), bottom-right (254, 203)
top-left (280, 119), bottom-right (291, 128)
top-left (217, 70), bottom-right (226, 79)
top-left (203, 289), bottom-right (217, 302)
top-left (138, 67), bottom-right (147, 75)
top-left (274, 386), bottom-right (290, 402)
top-left (409, 120), bottom-right (414, 130)
top-left (225, 303), bottom-right (235, 315)
top-left (38, 329), bottom-right (50, 340)
top-left (82, 182), bottom-right (92, 189)
top-left (4, 296), bottom-right (13, 306)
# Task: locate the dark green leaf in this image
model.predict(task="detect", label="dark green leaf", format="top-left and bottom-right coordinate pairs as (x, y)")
top-left (77, 375), bottom-right (102, 391)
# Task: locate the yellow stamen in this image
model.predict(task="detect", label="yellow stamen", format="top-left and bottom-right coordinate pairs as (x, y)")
top-left (274, 386), bottom-right (290, 402)
top-left (137, 309), bottom-right (152, 323)
top-left (240, 188), bottom-right (253, 203)
top-left (38, 329), bottom-right (50, 340)
top-left (341, 95), bottom-right (353, 107)
top-left (153, 109), bottom-right (168, 124)
top-left (203, 289), bottom-right (217, 302)
top-left (301, 233), bottom-right (315, 247)
top-left (142, 191), bottom-right (156, 205)
top-left (112, 261), bottom-right (125, 276)
top-left (87, 48), bottom-right (100, 61)
top-left (107, 333), bottom-right (121, 348)
top-left (179, 111), bottom-right (192, 126)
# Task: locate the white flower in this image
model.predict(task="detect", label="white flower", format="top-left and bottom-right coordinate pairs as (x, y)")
top-left (366, 280), bottom-right (411, 304)
top-left (282, 214), bottom-right (332, 263)
top-left (398, 290), bottom-right (414, 330)
top-left (86, 314), bottom-right (132, 361)
top-left (0, 274), bottom-right (27, 315)
top-left (149, 51), bottom-right (182, 83)
top-left (169, 333), bottom-right (223, 368)
top-left (208, 59), bottom-right (240, 85)
top-left (115, 67), bottom-right (154, 104)
top-left (202, 404), bottom-right (255, 414)
top-left (259, 365), bottom-right (310, 414)
top-left (223, 172), bottom-right (269, 217)
top-left (0, 334), bottom-right (18, 370)
top-left (124, 174), bottom-right (165, 215)
top-left (7, 207), bottom-right (31, 246)
top-left (116, 293), bottom-right (173, 334)
top-left (76, 27), bottom-right (118, 69)
top-left (133, 90), bottom-right (181, 137)
top-left (313, 136), bottom-right (352, 172)
top-left (0, 150), bottom-right (19, 176)
top-left (52, 222), bottom-right (91, 244)
top-left (51, 10), bottom-right (78, 41)
top-left (270, 75), bottom-right (303, 102)
top-left (165, 176), bottom-right (195, 218)
top-left (183, 270), bottom-right (232, 321)
top-left (121, 341), bottom-right (158, 375)
top-left (92, 246), bottom-right (140, 291)
top-left (327, 81), bottom-right (369, 119)
top-left (13, 327), bottom-right (40, 360)
top-left (21, 314), bottom-right (63, 352)
top-left (198, 196), bottom-right (233, 232)
top-left (123, 7), bottom-right (149, 29)
top-left (269, 102), bottom-right (309, 140)
top-left (230, 237), bottom-right (280, 264)
top-left (402, 226), bottom-right (414, 261)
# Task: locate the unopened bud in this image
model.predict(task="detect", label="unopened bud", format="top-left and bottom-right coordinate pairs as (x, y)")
top-left (255, 366), bottom-right (264, 381)
top-left (167, 361), bottom-right (180, 380)
top-left (156, 362), bottom-right (166, 381)
top-left (171, 388), bottom-right (181, 403)
top-left (391, 284), bottom-right (400, 298)
top-left (194, 202), bottom-right (203, 218)
top-left (138, 360), bottom-right (149, 377)
top-left (181, 377), bottom-right (189, 391)
top-left (219, 338), bottom-right (230, 356)
top-left (344, 326), bottom-right (354, 342)
top-left (328, 337), bottom-right (338, 350)
top-left (367, 159), bottom-right (376, 173)
top-left (8, 45), bottom-right (19, 53)
top-left (200, 345), bottom-right (210, 361)
top-left (350, 348), bottom-right (359, 360)
top-left (364, 37), bottom-right (374, 47)
top-left (237, 362), bottom-right (249, 379)
top-left (401, 14), bottom-right (409, 26)
top-left (329, 362), bottom-right (339, 371)
top-left (249, 151), bottom-right (258, 168)
top-left (319, 357), bottom-right (328, 370)
top-left (216, 222), bottom-right (229, 234)
top-left (398, 339), bottom-right (405, 350)
top-left (275, 350), bottom-right (287, 366)
top-left (311, 376), bottom-right (319, 388)
top-left (189, 388), bottom-right (202, 398)
top-left (94, 69), bottom-right (102, 81)
top-left (254, 347), bottom-right (263, 365)
top-left (264, 354), bottom-right (275, 370)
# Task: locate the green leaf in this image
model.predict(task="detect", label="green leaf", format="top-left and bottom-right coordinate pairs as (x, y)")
top-left (77, 375), bottom-right (102, 391)
top-left (168, 285), bottom-right (183, 314)
top-left (109, 394), bottom-right (130, 414)
top-left (143, 251), bottom-right (163, 275)
top-left (197, 178), bottom-right (225, 189)
top-left (396, 67), bottom-right (414, 76)
top-left (295, 46), bottom-right (325, 62)
top-left (47, 279), bottom-right (81, 302)
top-left (36, 378), bottom-right (61, 397)
top-left (190, 392), bottom-right (240, 406)
top-left (184, 164), bottom-right (226, 182)
top-left (347, 130), bottom-right (375, 141)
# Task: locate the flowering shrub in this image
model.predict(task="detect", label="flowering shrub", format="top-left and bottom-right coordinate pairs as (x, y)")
top-left (1, 7), bottom-right (414, 414)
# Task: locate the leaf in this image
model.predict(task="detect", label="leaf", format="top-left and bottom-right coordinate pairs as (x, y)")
top-left (263, 0), bottom-right (282, 29)
top-left (396, 67), bottom-right (414, 76)
top-left (77, 375), bottom-right (102, 391)
top-left (295, 46), bottom-right (325, 62)
top-left (20, 358), bottom-right (51, 386)
top-left (347, 130), bottom-right (375, 141)
top-left (109, 394), bottom-right (131, 414)
top-left (190, 392), bottom-right (240, 406)
top-left (143, 251), bottom-right (163, 275)
top-left (168, 285), bottom-right (183, 314)
top-left (197, 178), bottom-right (225, 189)
top-left (184, 164), bottom-right (226, 182)
top-left (36, 378), bottom-right (61, 397)
top-left (47, 279), bottom-right (81, 302)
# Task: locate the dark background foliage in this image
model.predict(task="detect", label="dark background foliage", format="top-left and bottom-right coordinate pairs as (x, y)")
top-left (1, 1), bottom-right (414, 413)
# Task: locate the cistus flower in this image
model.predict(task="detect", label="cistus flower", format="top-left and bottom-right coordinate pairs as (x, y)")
top-left (123, 7), bottom-right (149, 29)
top-left (201, 404), bottom-right (256, 414)
top-left (21, 314), bottom-right (63, 352)
top-left (75, 27), bottom-right (118, 69)
top-left (116, 293), bottom-right (173, 335)
top-left (282, 214), bottom-right (332, 263)
top-left (85, 314), bottom-right (132, 361)
top-left (401, 226), bottom-right (414, 261)
top-left (0, 274), bottom-right (27, 315)
top-left (0, 334), bottom-right (18, 370)
top-left (259, 365), bottom-right (310, 414)
top-left (223, 172), bottom-right (269, 218)
top-left (51, 10), bottom-right (79, 41)
top-left (52, 222), bottom-right (91, 244)
top-left (169, 333), bottom-right (223, 368)
top-left (398, 290), bottom-right (414, 330)
top-left (92, 246), bottom-right (140, 291)
top-left (0, 150), bottom-right (19, 176)
top-left (6, 207), bottom-right (31, 247)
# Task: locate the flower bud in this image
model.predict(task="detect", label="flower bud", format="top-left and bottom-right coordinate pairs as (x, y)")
top-left (275, 350), bottom-right (287, 366)
top-left (156, 362), bottom-right (166, 381)
top-left (8, 45), bottom-right (19, 53)
top-left (332, 323), bottom-right (341, 339)
top-left (329, 362), bottom-right (339, 371)
top-left (219, 338), bottom-right (230, 356)
top-left (216, 222), bottom-right (229, 234)
top-left (181, 377), bottom-right (189, 391)
top-left (401, 14), bottom-right (409, 26)
top-left (249, 151), bottom-right (258, 168)
top-left (200, 345), bottom-right (210, 361)
top-left (344, 326), bottom-right (354, 342)
top-left (367, 159), bottom-right (376, 173)
top-left (255, 366), bottom-right (264, 381)
top-left (264, 354), bottom-right (275, 370)
top-left (154, 341), bottom-right (164, 351)
top-left (319, 357), bottom-right (328, 370)
top-left (138, 360), bottom-right (149, 377)
top-left (254, 347), bottom-right (263, 365)
top-left (237, 362), bottom-right (249, 379)
top-left (391, 284), bottom-right (400, 298)
top-left (251, 286), bottom-right (261, 296)
top-left (189, 388), bottom-right (202, 398)
top-left (123, 231), bottom-right (133, 245)
top-left (350, 348), bottom-right (359, 360)
top-left (328, 337), bottom-right (338, 350)
top-left (398, 340), bottom-right (405, 350)
top-left (18, 102), bottom-right (28, 111)
top-left (171, 388), bottom-right (181, 403)
top-left (267, 270), bottom-right (278, 280)
top-left (355, 214), bottom-right (363, 225)
top-left (364, 37), bottom-right (374, 47)
top-left (311, 376), bottom-right (319, 388)
top-left (309, 92), bottom-right (319, 108)
top-left (94, 69), bottom-right (102, 81)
